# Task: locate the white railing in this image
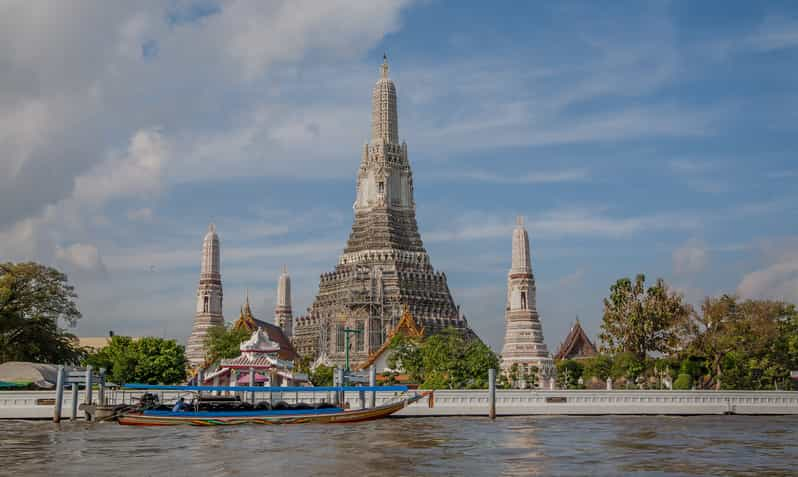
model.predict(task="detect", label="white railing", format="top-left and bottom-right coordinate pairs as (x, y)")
top-left (3, 388), bottom-right (798, 419)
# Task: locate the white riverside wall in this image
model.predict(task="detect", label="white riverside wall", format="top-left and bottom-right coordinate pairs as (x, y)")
top-left (2, 389), bottom-right (798, 419)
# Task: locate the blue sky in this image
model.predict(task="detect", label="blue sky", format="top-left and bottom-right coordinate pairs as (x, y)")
top-left (1, 0), bottom-right (797, 353)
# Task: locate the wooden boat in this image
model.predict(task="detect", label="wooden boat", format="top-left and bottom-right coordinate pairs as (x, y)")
top-left (116, 384), bottom-right (427, 426)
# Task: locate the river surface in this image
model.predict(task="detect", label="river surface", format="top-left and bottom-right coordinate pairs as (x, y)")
top-left (0, 416), bottom-right (795, 476)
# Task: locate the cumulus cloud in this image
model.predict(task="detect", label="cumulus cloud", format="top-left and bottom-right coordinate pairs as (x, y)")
top-left (737, 240), bottom-right (798, 303)
top-left (74, 129), bottom-right (168, 205)
top-left (672, 239), bottom-right (708, 275)
top-left (56, 243), bottom-right (106, 272)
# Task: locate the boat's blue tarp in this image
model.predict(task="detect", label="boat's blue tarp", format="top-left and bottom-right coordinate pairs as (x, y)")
top-left (123, 384), bottom-right (408, 392)
top-left (142, 407), bottom-right (345, 417)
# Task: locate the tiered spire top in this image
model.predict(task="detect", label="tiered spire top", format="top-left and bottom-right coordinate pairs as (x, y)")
top-left (276, 266), bottom-right (291, 309)
top-left (201, 223), bottom-right (220, 275)
top-left (371, 55), bottom-right (399, 144)
top-left (510, 216), bottom-right (531, 274)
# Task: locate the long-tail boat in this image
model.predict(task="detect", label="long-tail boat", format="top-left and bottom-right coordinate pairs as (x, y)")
top-left (115, 384), bottom-right (427, 426)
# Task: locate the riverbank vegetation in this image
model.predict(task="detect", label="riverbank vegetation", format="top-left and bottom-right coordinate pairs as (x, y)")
top-left (0, 262), bottom-right (85, 364)
top-left (387, 328), bottom-right (500, 389)
top-left (558, 274), bottom-right (798, 391)
top-left (84, 336), bottom-right (187, 384)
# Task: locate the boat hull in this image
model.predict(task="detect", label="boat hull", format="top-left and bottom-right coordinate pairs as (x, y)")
top-left (117, 394), bottom-right (424, 426)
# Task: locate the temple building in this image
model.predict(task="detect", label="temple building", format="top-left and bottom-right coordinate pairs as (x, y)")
top-left (500, 217), bottom-right (555, 386)
top-left (186, 224), bottom-right (224, 367)
top-left (274, 266), bottom-right (293, 338)
top-left (202, 327), bottom-right (307, 388)
top-left (554, 319), bottom-right (598, 361)
top-left (293, 57), bottom-right (475, 366)
top-left (355, 306), bottom-right (425, 373)
top-left (233, 293), bottom-right (299, 362)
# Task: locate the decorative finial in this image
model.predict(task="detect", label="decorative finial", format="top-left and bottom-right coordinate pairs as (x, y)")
top-left (380, 53), bottom-right (389, 79)
top-left (208, 223), bottom-right (216, 233)
top-left (516, 215), bottom-right (524, 227)
top-left (245, 288), bottom-right (249, 304)
top-left (282, 264), bottom-right (287, 274)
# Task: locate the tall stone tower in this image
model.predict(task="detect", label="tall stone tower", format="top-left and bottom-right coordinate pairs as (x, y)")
top-left (500, 217), bottom-right (554, 386)
top-left (293, 56), bottom-right (473, 365)
top-left (274, 266), bottom-right (293, 337)
top-left (186, 223), bottom-right (224, 367)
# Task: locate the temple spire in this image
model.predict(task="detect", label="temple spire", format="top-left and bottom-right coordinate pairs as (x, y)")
top-left (371, 55), bottom-right (399, 144)
top-left (275, 266), bottom-right (293, 337)
top-left (511, 216), bottom-right (531, 274)
top-left (381, 53), bottom-right (389, 78)
top-left (187, 223), bottom-right (224, 367)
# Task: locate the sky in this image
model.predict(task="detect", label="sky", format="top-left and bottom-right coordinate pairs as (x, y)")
top-left (1, 0), bottom-right (797, 353)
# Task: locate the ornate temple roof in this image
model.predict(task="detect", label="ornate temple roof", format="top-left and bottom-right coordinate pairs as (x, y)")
top-left (554, 319), bottom-right (598, 361)
top-left (240, 327), bottom-right (280, 354)
top-left (355, 306), bottom-right (424, 371)
top-left (232, 294), bottom-right (299, 361)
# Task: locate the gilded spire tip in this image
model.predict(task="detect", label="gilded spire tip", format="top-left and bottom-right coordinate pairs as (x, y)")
top-left (380, 53), bottom-right (389, 78)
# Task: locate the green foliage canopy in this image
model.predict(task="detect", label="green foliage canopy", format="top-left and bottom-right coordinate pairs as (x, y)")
top-left (204, 325), bottom-right (251, 365)
top-left (387, 328), bottom-right (499, 389)
top-left (85, 336), bottom-right (187, 384)
top-left (599, 274), bottom-right (691, 360)
top-left (0, 262), bottom-right (85, 364)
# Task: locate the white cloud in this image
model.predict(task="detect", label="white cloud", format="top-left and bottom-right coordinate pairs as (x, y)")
top-left (443, 168), bottom-right (590, 184)
top-left (737, 239), bottom-right (798, 303)
top-left (55, 243), bottom-right (106, 272)
top-left (673, 239), bottom-right (708, 275)
top-left (127, 207), bottom-right (154, 222)
top-left (75, 129), bottom-right (168, 205)
top-left (425, 207), bottom-right (700, 243)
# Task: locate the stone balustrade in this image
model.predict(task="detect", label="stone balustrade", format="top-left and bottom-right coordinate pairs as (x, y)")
top-left (2, 389), bottom-right (797, 419)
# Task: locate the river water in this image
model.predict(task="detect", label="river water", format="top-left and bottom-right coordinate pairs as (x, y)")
top-left (0, 416), bottom-right (795, 476)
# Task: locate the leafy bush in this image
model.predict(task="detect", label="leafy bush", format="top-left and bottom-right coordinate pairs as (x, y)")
top-left (672, 373), bottom-right (693, 390)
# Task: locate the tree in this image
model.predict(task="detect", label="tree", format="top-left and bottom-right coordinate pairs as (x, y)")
top-left (85, 335), bottom-right (187, 384)
top-left (0, 262), bottom-right (85, 364)
top-left (683, 296), bottom-right (796, 390)
top-left (582, 355), bottom-right (613, 381)
top-left (309, 364), bottom-right (333, 386)
top-left (204, 324), bottom-right (251, 365)
top-left (386, 327), bottom-right (500, 389)
top-left (556, 359), bottom-right (583, 389)
top-left (599, 274), bottom-right (691, 360)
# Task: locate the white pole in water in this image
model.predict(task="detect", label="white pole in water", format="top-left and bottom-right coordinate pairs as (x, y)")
top-left (70, 383), bottom-right (79, 421)
top-left (98, 368), bottom-right (106, 406)
top-left (338, 368), bottom-right (345, 407)
top-left (53, 365), bottom-right (65, 423)
top-left (84, 365), bottom-right (93, 420)
top-left (248, 366), bottom-right (255, 404)
top-left (369, 365), bottom-right (376, 408)
top-left (488, 368), bottom-right (496, 420)
top-left (332, 367), bottom-right (339, 406)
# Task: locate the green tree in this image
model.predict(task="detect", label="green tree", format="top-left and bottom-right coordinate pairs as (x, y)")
top-left (684, 296), bottom-right (796, 390)
top-left (387, 327), bottom-right (500, 389)
top-left (0, 262), bottom-right (85, 364)
top-left (309, 364), bottom-right (334, 386)
top-left (85, 335), bottom-right (187, 384)
top-left (556, 359), bottom-right (584, 389)
top-left (204, 324), bottom-right (251, 365)
top-left (583, 355), bottom-right (613, 381)
top-left (599, 274), bottom-right (691, 360)
top-left (672, 373), bottom-right (692, 390)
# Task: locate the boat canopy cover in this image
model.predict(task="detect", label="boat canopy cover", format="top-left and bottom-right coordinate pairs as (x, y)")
top-left (122, 384), bottom-right (409, 392)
